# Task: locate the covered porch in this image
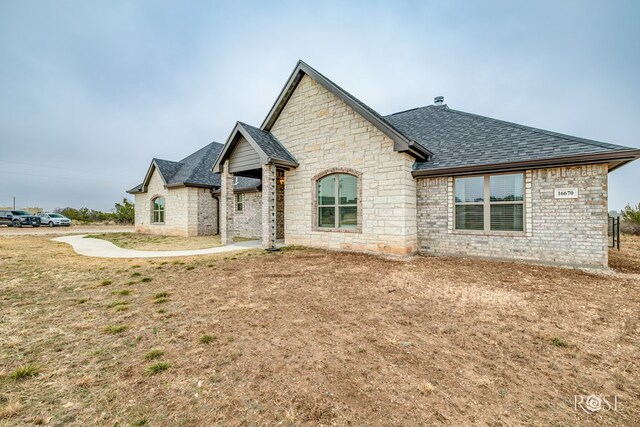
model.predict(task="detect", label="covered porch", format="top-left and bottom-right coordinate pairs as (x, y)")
top-left (213, 122), bottom-right (298, 249)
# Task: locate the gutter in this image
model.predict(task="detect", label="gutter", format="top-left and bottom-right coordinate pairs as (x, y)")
top-left (411, 150), bottom-right (640, 178)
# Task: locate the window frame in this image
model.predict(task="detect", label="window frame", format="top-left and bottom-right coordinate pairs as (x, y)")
top-left (235, 193), bottom-right (244, 212)
top-left (151, 196), bottom-right (165, 224)
top-left (454, 173), bottom-right (525, 234)
top-left (311, 168), bottom-right (362, 233)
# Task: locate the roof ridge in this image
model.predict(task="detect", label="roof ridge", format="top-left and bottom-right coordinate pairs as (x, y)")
top-left (386, 105), bottom-right (433, 116)
top-left (441, 107), bottom-right (625, 151)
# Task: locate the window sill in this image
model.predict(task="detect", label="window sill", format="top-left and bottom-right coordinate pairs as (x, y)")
top-left (151, 222), bottom-right (165, 225)
top-left (451, 230), bottom-right (526, 237)
top-left (312, 226), bottom-right (362, 234)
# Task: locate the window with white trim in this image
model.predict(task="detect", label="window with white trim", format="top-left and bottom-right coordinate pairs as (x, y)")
top-left (152, 197), bottom-right (165, 223)
top-left (235, 193), bottom-right (244, 212)
top-left (317, 174), bottom-right (358, 229)
top-left (454, 173), bottom-right (524, 232)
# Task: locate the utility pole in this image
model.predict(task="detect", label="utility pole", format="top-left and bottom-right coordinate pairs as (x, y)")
top-left (12, 196), bottom-right (15, 210)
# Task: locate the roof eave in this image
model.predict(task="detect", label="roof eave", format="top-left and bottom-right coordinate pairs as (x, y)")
top-left (411, 150), bottom-right (640, 178)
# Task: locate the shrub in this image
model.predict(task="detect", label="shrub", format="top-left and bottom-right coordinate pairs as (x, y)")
top-left (552, 337), bottom-right (568, 348)
top-left (621, 202), bottom-right (640, 224)
top-left (104, 325), bottom-right (128, 334)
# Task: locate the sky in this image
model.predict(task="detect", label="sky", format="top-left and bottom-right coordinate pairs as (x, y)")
top-left (0, 0), bottom-right (639, 212)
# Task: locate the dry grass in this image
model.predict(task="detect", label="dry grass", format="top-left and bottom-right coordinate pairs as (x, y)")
top-left (609, 234), bottom-right (640, 273)
top-left (0, 234), bottom-right (638, 426)
top-left (84, 232), bottom-right (223, 250)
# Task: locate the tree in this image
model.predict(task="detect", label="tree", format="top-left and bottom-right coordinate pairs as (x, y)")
top-left (621, 202), bottom-right (640, 224)
top-left (113, 198), bottom-right (135, 224)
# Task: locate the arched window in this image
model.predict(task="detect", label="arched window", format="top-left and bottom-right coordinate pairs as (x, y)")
top-left (152, 196), bottom-right (165, 223)
top-left (317, 173), bottom-right (358, 229)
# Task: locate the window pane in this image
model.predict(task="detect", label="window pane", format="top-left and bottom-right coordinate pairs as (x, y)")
top-left (455, 177), bottom-right (484, 203)
top-left (154, 198), bottom-right (164, 210)
top-left (491, 204), bottom-right (523, 231)
top-left (318, 176), bottom-right (335, 205)
top-left (318, 207), bottom-right (335, 228)
top-left (490, 174), bottom-right (523, 202)
top-left (339, 206), bottom-right (357, 229)
top-left (455, 205), bottom-right (484, 230)
top-left (338, 174), bottom-right (357, 205)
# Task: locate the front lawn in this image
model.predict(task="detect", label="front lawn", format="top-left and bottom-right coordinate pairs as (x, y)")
top-left (0, 235), bottom-right (638, 425)
top-left (85, 232), bottom-right (222, 251)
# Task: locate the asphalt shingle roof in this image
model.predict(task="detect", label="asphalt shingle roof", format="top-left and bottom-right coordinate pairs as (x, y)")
top-left (384, 105), bottom-right (637, 172)
top-left (239, 122), bottom-right (297, 164)
top-left (129, 142), bottom-right (260, 193)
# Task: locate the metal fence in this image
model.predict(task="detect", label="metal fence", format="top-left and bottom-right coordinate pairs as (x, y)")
top-left (608, 216), bottom-right (620, 251)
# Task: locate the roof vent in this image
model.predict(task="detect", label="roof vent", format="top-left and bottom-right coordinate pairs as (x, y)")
top-left (434, 96), bottom-right (444, 106)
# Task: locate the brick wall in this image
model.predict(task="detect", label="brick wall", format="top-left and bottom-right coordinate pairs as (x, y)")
top-left (270, 75), bottom-right (418, 255)
top-left (235, 191), bottom-right (262, 239)
top-left (416, 164), bottom-right (609, 268)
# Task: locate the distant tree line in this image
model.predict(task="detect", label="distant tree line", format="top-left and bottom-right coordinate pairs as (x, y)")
top-left (55, 198), bottom-right (135, 224)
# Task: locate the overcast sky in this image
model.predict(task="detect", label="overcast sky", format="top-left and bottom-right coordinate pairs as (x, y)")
top-left (0, 0), bottom-right (638, 212)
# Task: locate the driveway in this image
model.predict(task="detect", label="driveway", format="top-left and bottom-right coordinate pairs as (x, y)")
top-left (53, 234), bottom-right (262, 258)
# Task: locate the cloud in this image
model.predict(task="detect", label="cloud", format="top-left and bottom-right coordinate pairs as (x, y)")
top-left (0, 0), bottom-right (638, 211)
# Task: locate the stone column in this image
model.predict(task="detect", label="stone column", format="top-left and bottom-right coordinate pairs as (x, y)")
top-left (220, 161), bottom-right (235, 245)
top-left (261, 164), bottom-right (277, 249)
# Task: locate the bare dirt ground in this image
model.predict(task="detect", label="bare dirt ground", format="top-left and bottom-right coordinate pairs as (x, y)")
top-left (0, 235), bottom-right (638, 426)
top-left (0, 224), bottom-right (133, 236)
top-left (85, 233), bottom-right (222, 251)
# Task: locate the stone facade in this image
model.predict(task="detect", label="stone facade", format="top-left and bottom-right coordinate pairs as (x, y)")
top-left (220, 161), bottom-right (235, 244)
top-left (270, 75), bottom-right (417, 255)
top-left (134, 168), bottom-right (217, 237)
top-left (234, 191), bottom-right (262, 239)
top-left (416, 164), bottom-right (609, 268)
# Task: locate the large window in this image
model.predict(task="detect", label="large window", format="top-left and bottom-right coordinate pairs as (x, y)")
top-left (455, 173), bottom-right (524, 232)
top-left (317, 173), bottom-right (358, 229)
top-left (152, 197), bottom-right (165, 223)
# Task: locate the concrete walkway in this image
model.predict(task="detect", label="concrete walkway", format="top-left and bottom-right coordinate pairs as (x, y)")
top-left (53, 235), bottom-right (263, 258)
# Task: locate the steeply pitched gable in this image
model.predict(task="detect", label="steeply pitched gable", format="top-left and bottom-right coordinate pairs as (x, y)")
top-left (260, 60), bottom-right (431, 161)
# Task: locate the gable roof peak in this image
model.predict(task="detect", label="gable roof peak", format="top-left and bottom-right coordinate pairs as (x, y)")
top-left (260, 60), bottom-right (431, 161)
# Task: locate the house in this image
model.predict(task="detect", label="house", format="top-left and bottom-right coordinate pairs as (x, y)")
top-left (130, 60), bottom-right (640, 268)
top-left (127, 142), bottom-right (260, 237)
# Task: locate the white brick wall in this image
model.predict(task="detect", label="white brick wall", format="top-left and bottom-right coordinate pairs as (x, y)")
top-left (270, 75), bottom-right (418, 255)
top-left (134, 168), bottom-right (217, 237)
top-left (416, 164), bottom-right (609, 268)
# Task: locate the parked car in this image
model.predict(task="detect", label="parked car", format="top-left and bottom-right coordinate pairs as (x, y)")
top-left (0, 210), bottom-right (41, 227)
top-left (36, 212), bottom-right (72, 227)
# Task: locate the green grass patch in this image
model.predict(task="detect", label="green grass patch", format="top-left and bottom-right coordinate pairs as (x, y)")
top-left (144, 349), bottom-right (165, 361)
top-left (131, 272), bottom-right (141, 277)
top-left (153, 298), bottom-right (169, 304)
top-left (104, 325), bottom-right (128, 334)
top-left (132, 418), bottom-right (148, 426)
top-left (185, 266), bottom-right (195, 271)
top-left (552, 337), bottom-right (568, 348)
top-left (153, 292), bottom-right (169, 299)
top-left (77, 298), bottom-right (88, 304)
top-left (140, 277), bottom-right (152, 283)
top-left (146, 362), bottom-right (171, 376)
top-left (112, 289), bottom-right (131, 296)
top-left (10, 363), bottom-right (40, 380)
top-left (199, 334), bottom-right (215, 344)
top-left (115, 306), bottom-right (129, 312)
top-left (100, 280), bottom-right (112, 286)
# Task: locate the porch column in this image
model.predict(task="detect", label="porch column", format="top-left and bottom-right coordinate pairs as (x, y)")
top-left (261, 163), bottom-right (277, 249)
top-left (220, 161), bottom-right (235, 245)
